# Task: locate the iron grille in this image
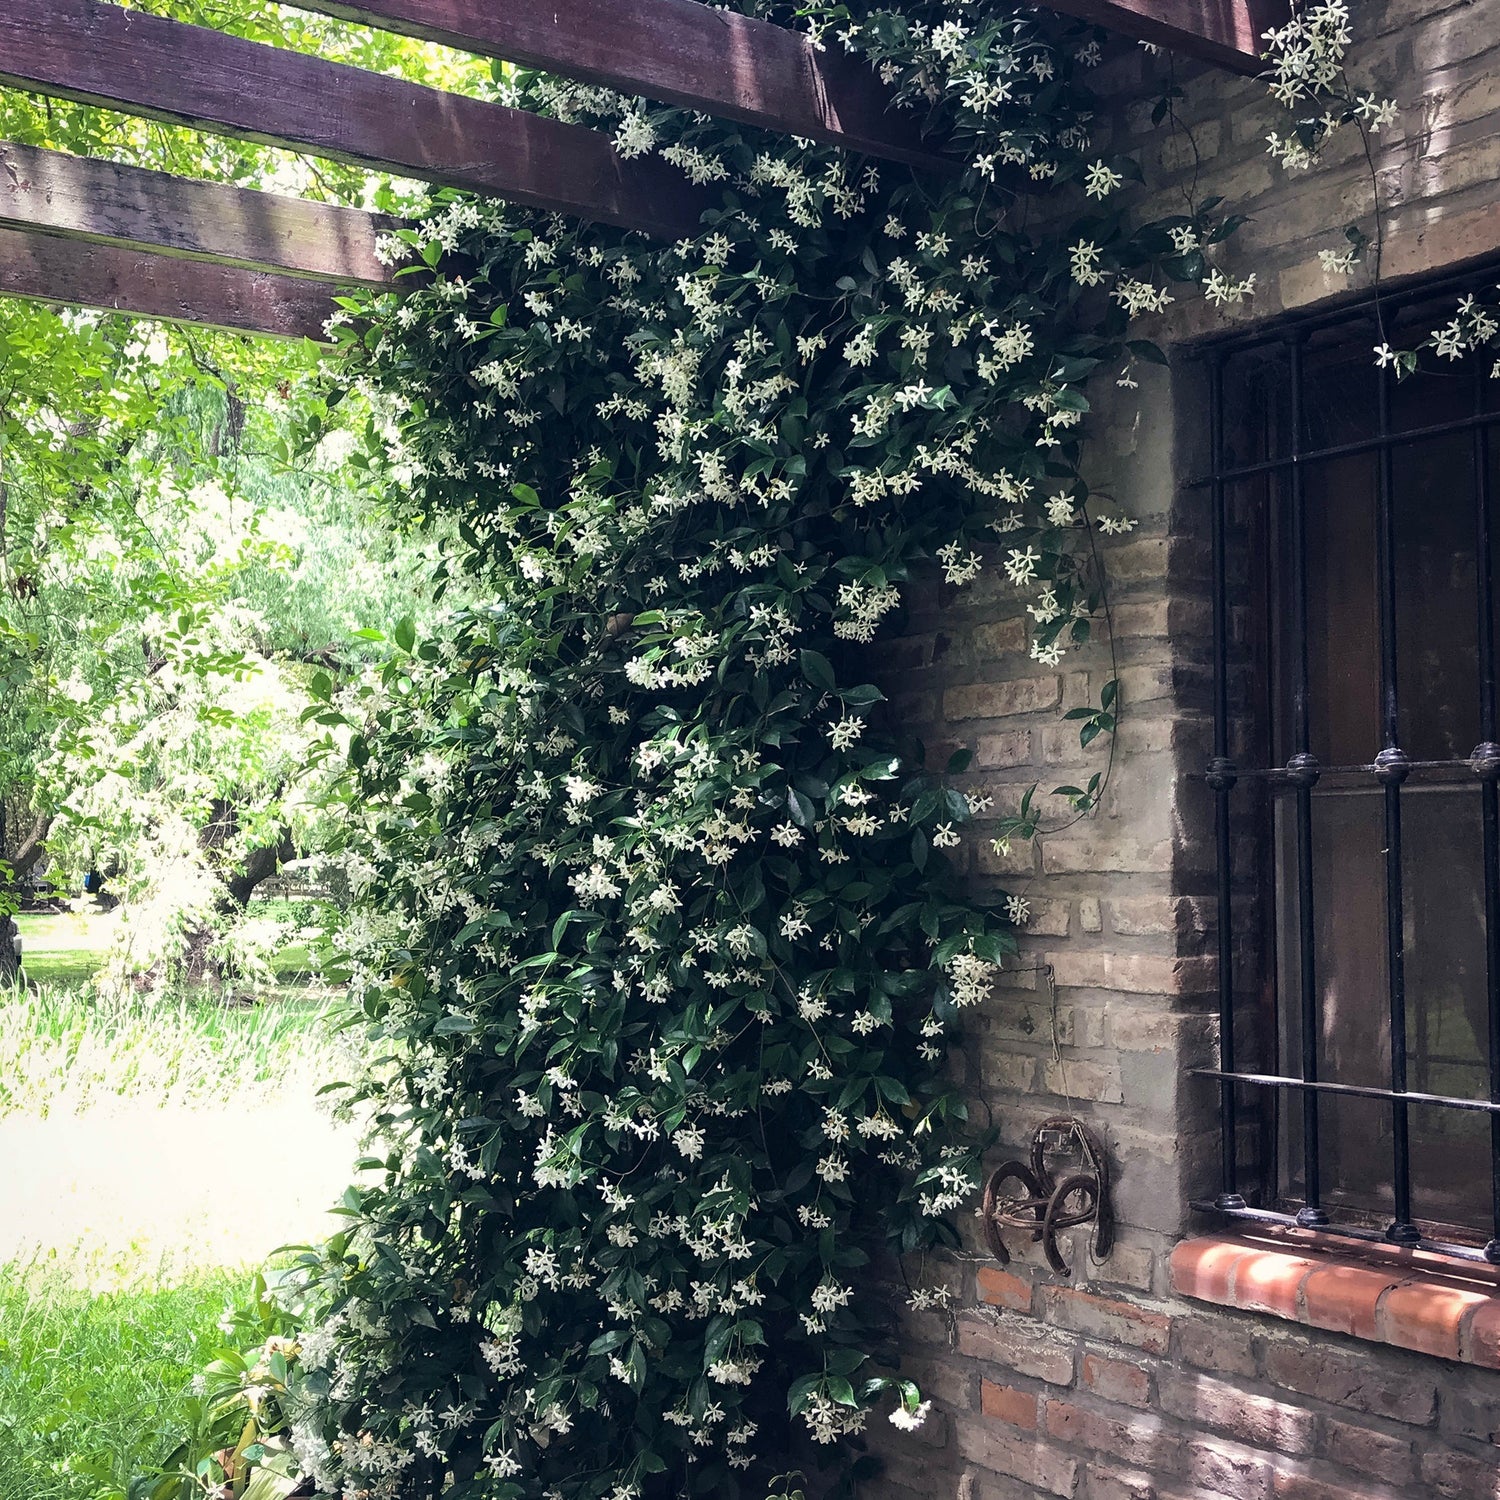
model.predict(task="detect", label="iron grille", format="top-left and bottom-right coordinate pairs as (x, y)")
top-left (1188, 269), bottom-right (1500, 1265)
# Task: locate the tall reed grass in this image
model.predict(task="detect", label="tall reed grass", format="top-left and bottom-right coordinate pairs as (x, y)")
top-left (0, 982), bottom-right (355, 1118)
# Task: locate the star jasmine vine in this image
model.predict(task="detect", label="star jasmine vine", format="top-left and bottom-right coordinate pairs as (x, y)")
top-left (161, 6), bottom-right (1412, 1500)
top-left (1256, 0), bottom-right (1500, 373)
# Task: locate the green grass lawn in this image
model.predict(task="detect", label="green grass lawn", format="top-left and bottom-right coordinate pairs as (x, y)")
top-left (0, 984), bottom-right (349, 1117)
top-left (15, 900), bottom-right (336, 992)
top-left (0, 1264), bottom-right (240, 1500)
top-left (15, 911), bottom-right (116, 987)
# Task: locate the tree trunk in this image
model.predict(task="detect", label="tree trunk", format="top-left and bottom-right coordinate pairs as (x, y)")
top-left (180, 922), bottom-right (220, 987)
top-left (0, 813), bottom-right (48, 985)
top-left (222, 830), bottom-right (296, 909)
top-left (9, 812), bottom-right (53, 882)
top-left (180, 802), bottom-right (296, 987)
top-left (0, 917), bottom-right (17, 985)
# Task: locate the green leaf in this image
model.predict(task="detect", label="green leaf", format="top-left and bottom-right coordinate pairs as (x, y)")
top-left (800, 649), bottom-right (836, 692)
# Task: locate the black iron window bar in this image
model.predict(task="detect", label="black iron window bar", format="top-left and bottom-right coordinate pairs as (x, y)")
top-left (1188, 313), bottom-right (1500, 1267)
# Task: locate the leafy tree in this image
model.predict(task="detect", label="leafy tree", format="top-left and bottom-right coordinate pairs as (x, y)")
top-left (0, 0), bottom-right (467, 978)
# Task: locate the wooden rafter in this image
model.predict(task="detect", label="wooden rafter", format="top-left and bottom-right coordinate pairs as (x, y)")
top-left (0, 140), bottom-right (398, 284)
top-left (0, 0), bottom-right (711, 241)
top-left (0, 0), bottom-right (1281, 336)
top-left (0, 223), bottom-right (337, 338)
top-left (289, 0), bottom-right (947, 171)
top-left (1041, 0), bottom-right (1283, 74)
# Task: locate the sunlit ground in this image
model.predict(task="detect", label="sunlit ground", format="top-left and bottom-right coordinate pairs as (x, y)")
top-left (0, 1095), bottom-right (361, 1283)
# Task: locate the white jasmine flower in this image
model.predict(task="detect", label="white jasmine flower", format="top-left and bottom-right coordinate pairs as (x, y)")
top-left (828, 718), bottom-right (864, 751)
top-left (889, 1400), bottom-right (932, 1431)
top-left (1083, 161), bottom-right (1123, 199)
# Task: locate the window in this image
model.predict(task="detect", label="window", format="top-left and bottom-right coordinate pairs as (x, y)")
top-left (1193, 274), bottom-right (1500, 1264)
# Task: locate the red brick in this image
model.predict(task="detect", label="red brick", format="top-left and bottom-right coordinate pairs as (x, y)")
top-left (1300, 1264), bottom-right (1404, 1341)
top-left (1263, 1341), bottom-right (1437, 1425)
top-left (1377, 1280), bottom-right (1490, 1361)
top-left (1082, 1241), bottom-right (1156, 1293)
top-left (1085, 1466), bottom-right (1157, 1500)
top-left (1041, 1286), bottom-right (1172, 1354)
top-left (1043, 1399), bottom-right (1183, 1470)
top-left (1185, 1435), bottom-right (1274, 1499)
top-left (953, 1417), bottom-right (1079, 1498)
top-left (1174, 1315), bottom-right (1258, 1378)
top-left (1461, 1296), bottom-right (1500, 1369)
top-left (1081, 1351), bottom-right (1153, 1409)
top-left (1421, 1446), bottom-right (1500, 1499)
top-left (902, 1356), bottom-right (976, 1413)
top-left (1168, 1237), bottom-right (1259, 1305)
top-left (1040, 833), bottom-right (1173, 875)
top-left (972, 618), bottom-right (1029, 656)
top-left (1442, 1389), bottom-right (1500, 1446)
top-left (955, 1313), bottom-right (1077, 1385)
top-left (975, 730), bottom-right (1032, 769)
top-left (945, 676), bottom-right (1062, 721)
top-left (1317, 1414), bottom-right (1415, 1488)
top-left (1271, 1471), bottom-right (1409, 1500)
top-left (1157, 1370), bottom-right (1315, 1455)
top-left (1047, 951), bottom-right (1213, 996)
top-left (1232, 1251), bottom-right (1316, 1321)
top-left (899, 1304), bottom-right (955, 1352)
top-left (977, 1265), bottom-right (1034, 1312)
top-left (981, 1379), bottom-right (1039, 1431)
top-left (856, 1446), bottom-right (932, 1496)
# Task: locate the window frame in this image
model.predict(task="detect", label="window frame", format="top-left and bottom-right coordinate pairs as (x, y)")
top-left (1189, 271), bottom-right (1500, 1266)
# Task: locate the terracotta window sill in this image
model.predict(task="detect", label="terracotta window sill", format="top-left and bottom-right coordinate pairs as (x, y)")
top-left (1170, 1228), bottom-right (1500, 1368)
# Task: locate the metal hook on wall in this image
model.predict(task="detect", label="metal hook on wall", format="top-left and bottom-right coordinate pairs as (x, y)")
top-left (980, 1114), bottom-right (1114, 1278)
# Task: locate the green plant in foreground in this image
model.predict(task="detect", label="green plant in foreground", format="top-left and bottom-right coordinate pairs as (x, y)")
top-left (0, 1260), bottom-right (242, 1500)
top-left (128, 1271), bottom-right (309, 1500)
top-left (244, 2), bottom-right (1247, 1496)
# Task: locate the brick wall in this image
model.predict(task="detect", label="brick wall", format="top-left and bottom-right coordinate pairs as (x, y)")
top-left (866, 2), bottom-right (1500, 1496)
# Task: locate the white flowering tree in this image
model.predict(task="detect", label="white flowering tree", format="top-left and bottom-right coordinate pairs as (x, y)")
top-left (0, 8), bottom-right (476, 983)
top-left (0, 302), bottom-right (442, 987)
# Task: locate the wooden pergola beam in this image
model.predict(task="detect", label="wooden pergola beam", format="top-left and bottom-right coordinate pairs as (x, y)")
top-left (0, 0), bottom-right (711, 241)
top-left (1040, 0), bottom-right (1283, 74)
top-left (288, 0), bottom-right (947, 170)
top-left (0, 223), bottom-right (338, 339)
top-left (0, 140), bottom-right (399, 284)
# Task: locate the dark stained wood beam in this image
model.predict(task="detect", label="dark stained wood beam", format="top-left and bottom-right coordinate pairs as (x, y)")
top-left (0, 223), bottom-right (340, 338)
top-left (0, 0), bottom-right (711, 240)
top-left (0, 140), bottom-right (399, 284)
top-left (289, 0), bottom-right (948, 170)
top-left (1040, 0), bottom-right (1285, 74)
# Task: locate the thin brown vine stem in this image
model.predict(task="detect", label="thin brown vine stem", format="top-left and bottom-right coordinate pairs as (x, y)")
top-left (1347, 69), bottom-right (1393, 348)
top-left (1025, 492), bottom-right (1122, 841)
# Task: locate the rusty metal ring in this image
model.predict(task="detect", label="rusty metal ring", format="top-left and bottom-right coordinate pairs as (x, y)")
top-left (1041, 1172), bottom-right (1100, 1276)
top-left (1091, 1173), bottom-right (1116, 1265)
top-left (981, 1160), bottom-right (1040, 1263)
top-left (983, 1115), bottom-right (1114, 1277)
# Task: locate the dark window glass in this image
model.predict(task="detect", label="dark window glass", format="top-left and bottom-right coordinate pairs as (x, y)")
top-left (1203, 282), bottom-right (1500, 1252)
